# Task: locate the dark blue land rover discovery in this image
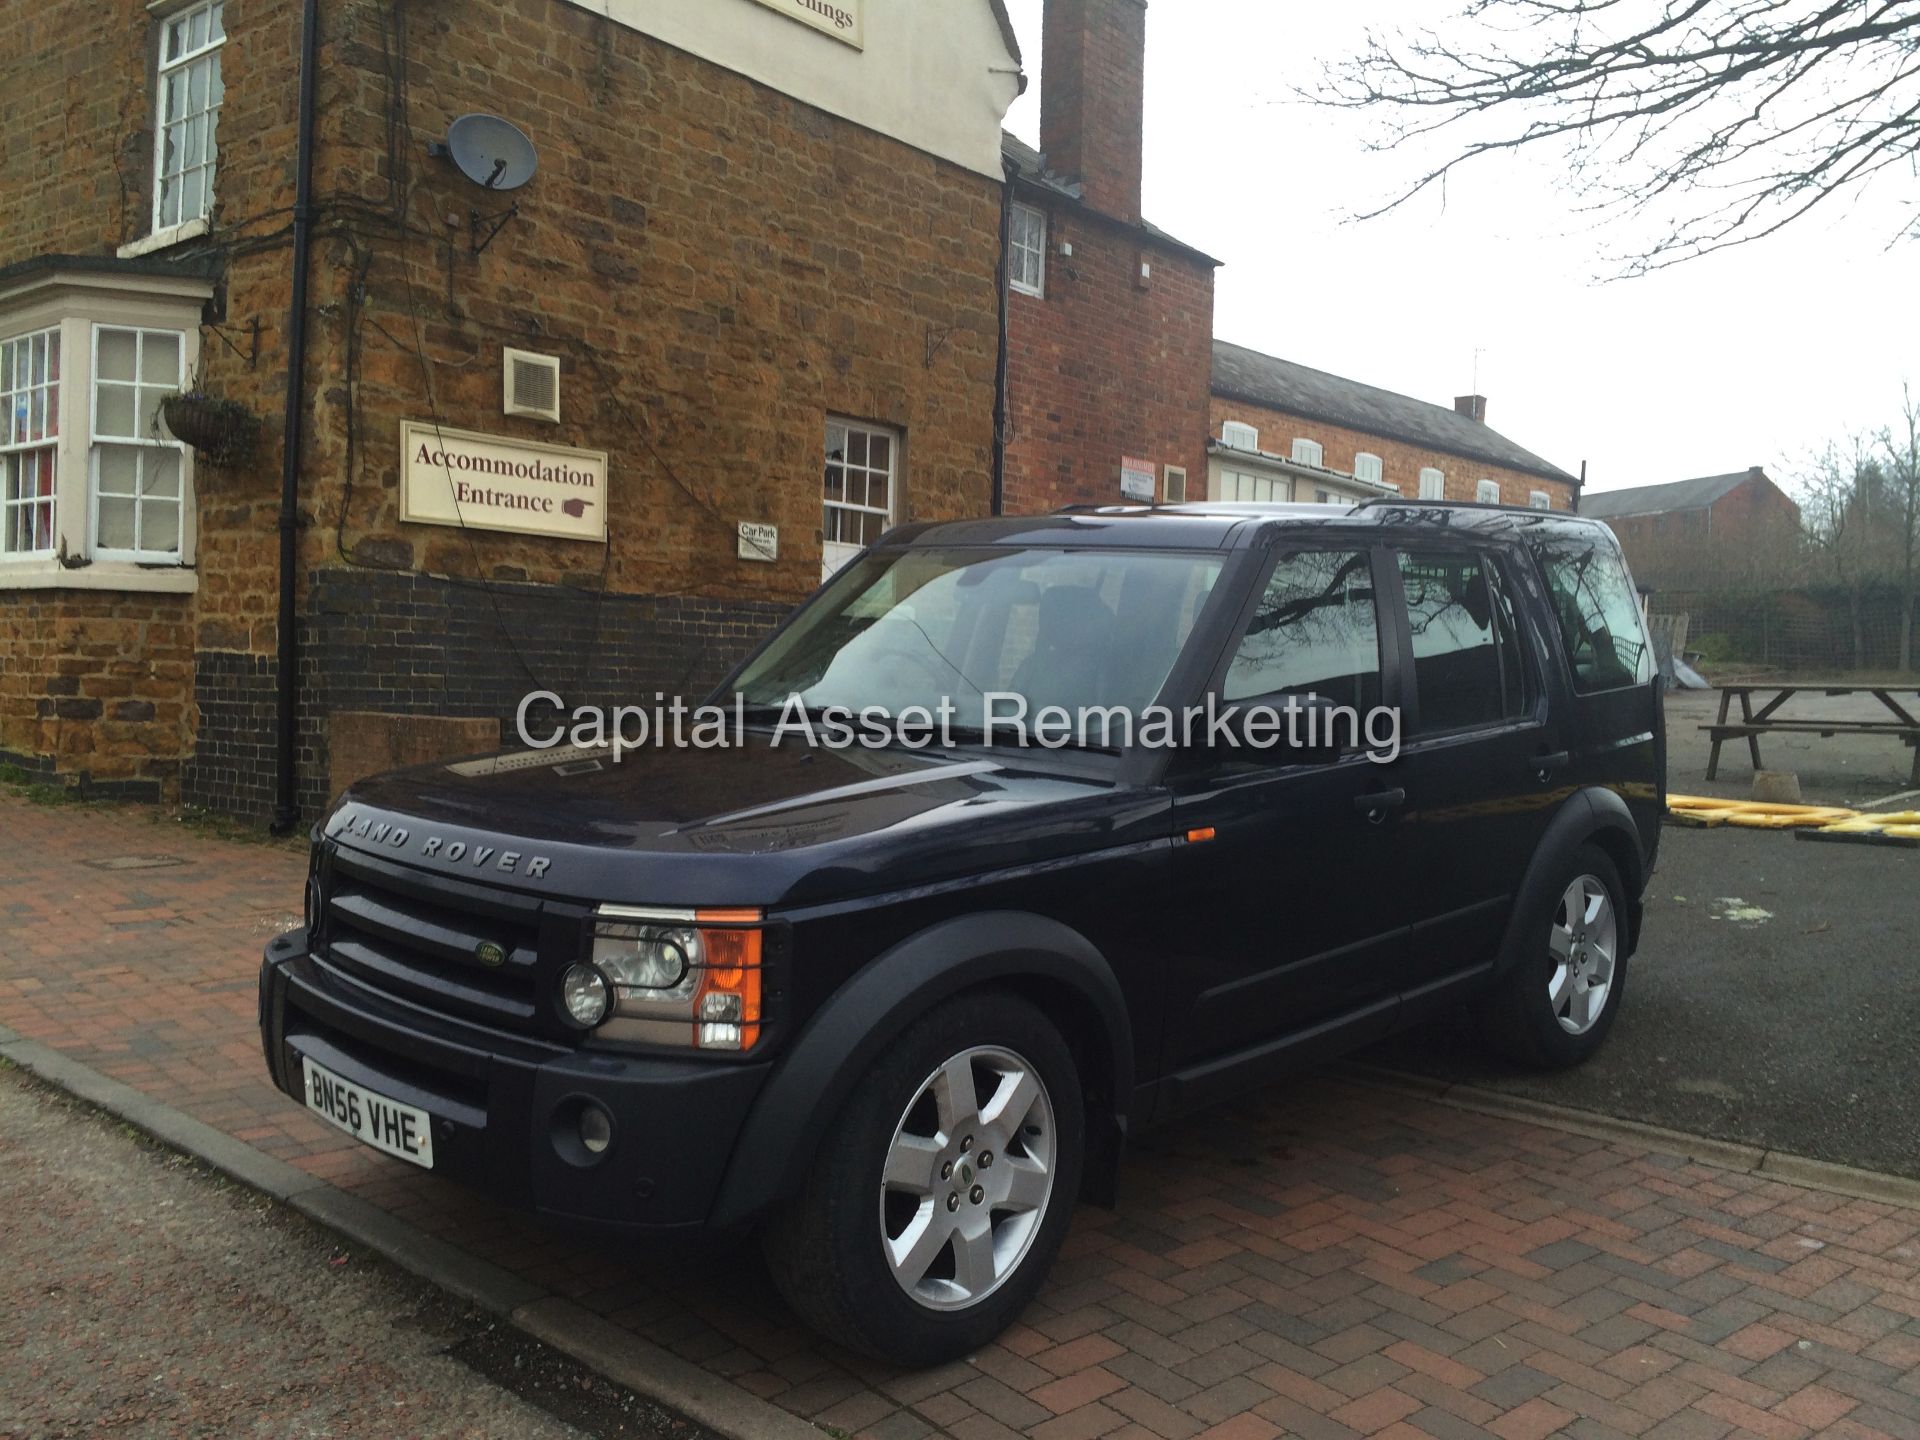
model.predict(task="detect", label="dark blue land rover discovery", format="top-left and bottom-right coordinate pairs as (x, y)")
top-left (260, 500), bottom-right (1663, 1364)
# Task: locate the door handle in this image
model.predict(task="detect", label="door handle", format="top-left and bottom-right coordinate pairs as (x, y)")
top-left (1532, 749), bottom-right (1570, 782)
top-left (1354, 787), bottom-right (1407, 823)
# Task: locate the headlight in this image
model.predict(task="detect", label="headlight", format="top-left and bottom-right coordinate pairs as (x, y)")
top-left (559, 963), bottom-right (613, 1028)
top-left (592, 922), bottom-right (700, 998)
top-left (585, 906), bottom-right (764, 1051)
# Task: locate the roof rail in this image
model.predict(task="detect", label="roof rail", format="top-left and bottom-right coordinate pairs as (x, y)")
top-left (1348, 496), bottom-right (1562, 515)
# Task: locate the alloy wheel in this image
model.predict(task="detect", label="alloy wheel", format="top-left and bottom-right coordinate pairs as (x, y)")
top-left (879, 1044), bottom-right (1056, 1311)
top-left (1548, 874), bottom-right (1617, 1035)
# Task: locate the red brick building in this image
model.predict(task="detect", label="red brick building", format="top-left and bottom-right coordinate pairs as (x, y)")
top-left (1580, 467), bottom-right (1801, 590)
top-left (0, 0), bottom-right (1024, 818)
top-left (999, 0), bottom-right (1219, 514)
top-left (1207, 341), bottom-right (1580, 511)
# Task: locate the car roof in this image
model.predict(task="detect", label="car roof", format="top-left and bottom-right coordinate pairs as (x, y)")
top-left (879, 501), bottom-right (1617, 553)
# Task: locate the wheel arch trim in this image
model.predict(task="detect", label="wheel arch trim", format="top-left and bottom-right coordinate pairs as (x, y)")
top-left (707, 911), bottom-right (1132, 1230)
top-left (1495, 787), bottom-right (1646, 977)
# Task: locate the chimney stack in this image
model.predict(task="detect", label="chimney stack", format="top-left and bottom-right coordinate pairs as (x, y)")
top-left (1454, 394), bottom-right (1488, 424)
top-left (1041, 0), bottom-right (1147, 223)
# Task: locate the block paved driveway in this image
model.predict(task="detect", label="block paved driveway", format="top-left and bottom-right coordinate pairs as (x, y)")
top-left (4, 794), bottom-right (1920, 1440)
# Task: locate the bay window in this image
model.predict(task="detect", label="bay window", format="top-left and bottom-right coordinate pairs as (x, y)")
top-left (0, 261), bottom-right (209, 591)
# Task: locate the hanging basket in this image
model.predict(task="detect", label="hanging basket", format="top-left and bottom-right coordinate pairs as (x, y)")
top-left (161, 393), bottom-right (263, 468)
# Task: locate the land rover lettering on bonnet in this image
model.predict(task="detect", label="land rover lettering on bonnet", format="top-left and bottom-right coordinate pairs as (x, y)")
top-left (261, 500), bottom-right (1663, 1366)
top-left (335, 809), bottom-right (553, 878)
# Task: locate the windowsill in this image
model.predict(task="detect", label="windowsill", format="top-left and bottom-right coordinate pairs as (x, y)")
top-left (116, 217), bottom-right (210, 260)
top-left (0, 558), bottom-right (197, 594)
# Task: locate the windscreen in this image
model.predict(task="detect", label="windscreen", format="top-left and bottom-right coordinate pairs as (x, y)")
top-left (731, 546), bottom-right (1224, 736)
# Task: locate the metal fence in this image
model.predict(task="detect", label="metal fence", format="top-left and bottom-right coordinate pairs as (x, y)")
top-left (1649, 588), bottom-right (1916, 675)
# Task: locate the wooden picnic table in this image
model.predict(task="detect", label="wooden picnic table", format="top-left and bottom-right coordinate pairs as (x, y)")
top-left (1703, 682), bottom-right (1920, 784)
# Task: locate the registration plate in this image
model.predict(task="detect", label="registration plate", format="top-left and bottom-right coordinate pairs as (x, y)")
top-left (302, 1056), bottom-right (435, 1169)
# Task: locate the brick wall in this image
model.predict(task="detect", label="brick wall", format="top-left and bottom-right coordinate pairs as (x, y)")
top-left (0, 589), bottom-right (194, 800)
top-left (1004, 202), bottom-right (1216, 514)
top-left (181, 568), bottom-right (791, 818)
top-left (1208, 398), bottom-right (1577, 510)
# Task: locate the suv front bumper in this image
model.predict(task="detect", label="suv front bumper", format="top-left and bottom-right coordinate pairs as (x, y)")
top-left (258, 928), bottom-right (771, 1236)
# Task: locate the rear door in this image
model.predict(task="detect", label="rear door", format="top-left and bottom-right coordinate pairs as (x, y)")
top-left (1527, 527), bottom-right (1665, 854)
top-left (1381, 541), bottom-right (1564, 993)
top-left (1163, 545), bottom-right (1411, 1080)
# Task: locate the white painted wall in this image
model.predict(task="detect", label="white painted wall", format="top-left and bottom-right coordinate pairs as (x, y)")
top-left (574, 0), bottom-right (1024, 179)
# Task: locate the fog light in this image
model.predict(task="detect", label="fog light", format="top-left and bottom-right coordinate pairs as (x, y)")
top-left (579, 1104), bottom-right (612, 1155)
top-left (561, 964), bottom-right (612, 1028)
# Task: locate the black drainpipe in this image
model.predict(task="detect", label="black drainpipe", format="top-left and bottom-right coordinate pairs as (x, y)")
top-left (991, 158), bottom-right (1017, 517)
top-left (272, 0), bottom-right (319, 835)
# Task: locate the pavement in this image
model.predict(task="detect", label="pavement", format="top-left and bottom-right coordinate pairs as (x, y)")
top-left (5, 789), bottom-right (1920, 1440)
top-left (0, 1061), bottom-right (715, 1440)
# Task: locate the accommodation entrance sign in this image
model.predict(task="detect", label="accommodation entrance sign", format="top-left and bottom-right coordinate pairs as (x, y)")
top-left (400, 421), bottom-right (609, 543)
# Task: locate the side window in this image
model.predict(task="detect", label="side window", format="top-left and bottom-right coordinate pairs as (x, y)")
top-left (1530, 533), bottom-right (1654, 693)
top-left (1226, 549), bottom-right (1382, 712)
top-left (1396, 549), bottom-right (1530, 731)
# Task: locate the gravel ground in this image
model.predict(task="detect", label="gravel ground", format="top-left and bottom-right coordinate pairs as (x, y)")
top-left (1367, 821), bottom-right (1920, 1178)
top-left (0, 1063), bottom-right (718, 1440)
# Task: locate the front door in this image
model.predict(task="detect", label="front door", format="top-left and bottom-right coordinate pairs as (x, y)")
top-left (1164, 546), bottom-right (1410, 1087)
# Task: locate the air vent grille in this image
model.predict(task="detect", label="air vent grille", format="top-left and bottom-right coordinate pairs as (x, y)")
top-left (503, 348), bottom-right (560, 423)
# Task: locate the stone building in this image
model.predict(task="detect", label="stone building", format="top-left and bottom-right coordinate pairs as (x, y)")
top-left (0, 0), bottom-right (1023, 818)
top-left (1208, 341), bottom-right (1581, 511)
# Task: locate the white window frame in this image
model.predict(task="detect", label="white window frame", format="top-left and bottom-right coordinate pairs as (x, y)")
top-left (150, 0), bottom-right (227, 237)
top-left (1529, 490), bottom-right (1552, 510)
top-left (1290, 437), bottom-right (1324, 468)
top-left (1220, 421), bottom-right (1259, 451)
top-left (1008, 202), bottom-right (1047, 298)
top-left (89, 325), bottom-right (189, 565)
top-left (1214, 467), bottom-right (1291, 504)
top-left (823, 417), bottom-right (898, 580)
top-left (1163, 465), bottom-right (1188, 503)
top-left (1, 327), bottom-right (62, 560)
top-left (1352, 452), bottom-right (1384, 486)
top-left (1418, 467), bottom-right (1445, 500)
top-left (1476, 479), bottom-right (1502, 505)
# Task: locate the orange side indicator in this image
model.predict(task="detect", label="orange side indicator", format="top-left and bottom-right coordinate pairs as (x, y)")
top-left (1185, 827), bottom-right (1217, 844)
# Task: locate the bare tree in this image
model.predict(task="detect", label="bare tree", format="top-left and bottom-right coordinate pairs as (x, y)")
top-left (1885, 384), bottom-right (1920, 671)
top-left (1319, 1), bottom-right (1920, 273)
top-left (1797, 439), bottom-right (1883, 668)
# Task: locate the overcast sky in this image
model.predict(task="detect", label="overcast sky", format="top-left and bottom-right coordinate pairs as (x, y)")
top-left (999, 0), bottom-right (1916, 496)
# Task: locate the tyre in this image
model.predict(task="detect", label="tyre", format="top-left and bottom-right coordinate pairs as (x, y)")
top-left (1477, 844), bottom-right (1629, 1069)
top-left (762, 991), bottom-right (1084, 1366)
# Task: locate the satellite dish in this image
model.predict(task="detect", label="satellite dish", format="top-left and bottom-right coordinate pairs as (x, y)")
top-left (441, 114), bottom-right (537, 191)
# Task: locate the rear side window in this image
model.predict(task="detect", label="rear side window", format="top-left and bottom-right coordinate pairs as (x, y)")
top-left (1395, 549), bottom-right (1529, 731)
top-left (1226, 549), bottom-right (1382, 711)
top-left (1530, 532), bottom-right (1654, 693)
